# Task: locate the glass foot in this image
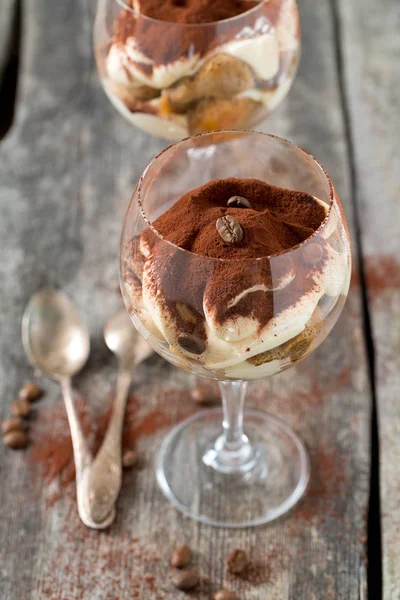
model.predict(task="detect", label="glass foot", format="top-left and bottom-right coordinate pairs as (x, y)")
top-left (156, 407), bottom-right (309, 528)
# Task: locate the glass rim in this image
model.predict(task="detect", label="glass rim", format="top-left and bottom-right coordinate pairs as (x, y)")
top-left (114, 0), bottom-right (268, 27)
top-left (130, 130), bottom-right (336, 264)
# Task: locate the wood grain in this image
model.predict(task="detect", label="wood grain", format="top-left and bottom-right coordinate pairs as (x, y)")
top-left (336, 0), bottom-right (400, 597)
top-left (0, 0), bottom-right (371, 598)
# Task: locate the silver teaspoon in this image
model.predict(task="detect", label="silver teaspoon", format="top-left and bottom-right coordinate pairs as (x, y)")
top-left (88, 308), bottom-right (153, 524)
top-left (22, 289), bottom-right (115, 529)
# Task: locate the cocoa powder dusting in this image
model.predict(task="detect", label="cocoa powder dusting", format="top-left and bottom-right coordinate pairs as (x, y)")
top-left (26, 398), bottom-right (91, 486)
top-left (138, 177), bottom-right (327, 332)
top-left (37, 532), bottom-right (163, 599)
top-left (293, 444), bottom-right (349, 523)
top-left (133, 0), bottom-right (259, 24)
top-left (132, 408), bottom-right (174, 436)
top-left (365, 255), bottom-right (400, 300)
top-left (146, 178), bottom-right (326, 256)
top-left (237, 548), bottom-right (290, 585)
top-left (25, 389), bottom-right (196, 508)
top-left (113, 0), bottom-right (277, 68)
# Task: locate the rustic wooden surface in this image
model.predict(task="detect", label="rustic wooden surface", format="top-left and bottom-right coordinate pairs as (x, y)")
top-left (0, 0), bottom-right (393, 597)
top-left (337, 0), bottom-right (400, 597)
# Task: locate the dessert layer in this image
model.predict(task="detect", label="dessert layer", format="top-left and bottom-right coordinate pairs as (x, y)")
top-left (113, 0), bottom-right (264, 68)
top-left (143, 177), bottom-right (326, 258)
top-left (133, 0), bottom-right (260, 24)
top-left (123, 178), bottom-right (350, 378)
top-left (139, 178), bottom-right (330, 347)
top-left (103, 0), bottom-right (299, 138)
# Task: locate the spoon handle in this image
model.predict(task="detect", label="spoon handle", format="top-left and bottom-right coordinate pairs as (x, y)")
top-left (88, 367), bottom-right (132, 524)
top-left (60, 378), bottom-right (100, 528)
top-left (60, 379), bottom-right (116, 529)
top-left (61, 378), bottom-right (92, 475)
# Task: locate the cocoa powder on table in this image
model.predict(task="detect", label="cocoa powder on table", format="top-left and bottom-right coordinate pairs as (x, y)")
top-left (25, 390), bottom-right (196, 505)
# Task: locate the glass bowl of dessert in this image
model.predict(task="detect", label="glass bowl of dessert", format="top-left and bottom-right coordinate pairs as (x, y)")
top-left (94, 0), bottom-right (300, 141)
top-left (120, 131), bottom-right (351, 527)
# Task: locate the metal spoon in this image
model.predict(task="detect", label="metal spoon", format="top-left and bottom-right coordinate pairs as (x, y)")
top-left (22, 289), bottom-right (115, 529)
top-left (88, 308), bottom-right (153, 524)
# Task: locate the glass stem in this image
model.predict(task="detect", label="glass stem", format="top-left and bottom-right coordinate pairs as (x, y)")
top-left (219, 380), bottom-right (248, 452)
top-left (203, 380), bottom-right (255, 474)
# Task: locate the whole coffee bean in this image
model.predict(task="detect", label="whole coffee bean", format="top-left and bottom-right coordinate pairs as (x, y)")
top-left (301, 242), bottom-right (324, 266)
top-left (171, 569), bottom-right (199, 591)
top-left (122, 450), bottom-right (138, 469)
top-left (1, 417), bottom-right (26, 435)
top-left (226, 549), bottom-right (248, 575)
top-left (177, 333), bottom-right (205, 355)
top-left (19, 382), bottom-right (44, 403)
top-left (214, 590), bottom-right (239, 600)
top-left (3, 430), bottom-right (29, 449)
top-left (11, 397), bottom-right (31, 418)
top-left (191, 385), bottom-right (218, 406)
top-left (216, 216), bottom-right (244, 244)
top-left (171, 544), bottom-right (191, 568)
top-left (227, 196), bottom-right (251, 209)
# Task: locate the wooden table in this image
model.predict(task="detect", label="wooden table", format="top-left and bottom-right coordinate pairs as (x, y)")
top-left (0, 1), bottom-right (398, 598)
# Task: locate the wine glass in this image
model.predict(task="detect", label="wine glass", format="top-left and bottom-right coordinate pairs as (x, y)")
top-left (94, 0), bottom-right (300, 141)
top-left (120, 131), bottom-right (351, 527)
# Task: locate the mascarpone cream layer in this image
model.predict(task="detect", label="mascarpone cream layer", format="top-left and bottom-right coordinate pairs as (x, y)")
top-left (106, 28), bottom-right (280, 90)
top-left (124, 193), bottom-right (349, 378)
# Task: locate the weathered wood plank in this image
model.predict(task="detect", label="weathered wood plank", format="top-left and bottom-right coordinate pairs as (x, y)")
top-left (336, 0), bottom-right (400, 597)
top-left (0, 0), bottom-right (371, 598)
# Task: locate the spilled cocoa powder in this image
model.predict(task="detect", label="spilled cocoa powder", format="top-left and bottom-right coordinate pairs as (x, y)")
top-left (26, 390), bottom-right (196, 506)
top-left (37, 532), bottom-right (164, 599)
top-left (233, 548), bottom-right (290, 586)
top-left (26, 397), bottom-right (91, 488)
top-left (293, 444), bottom-right (349, 524)
top-left (365, 255), bottom-right (400, 300)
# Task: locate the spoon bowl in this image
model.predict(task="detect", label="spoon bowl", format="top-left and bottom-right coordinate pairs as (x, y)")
top-left (22, 289), bottom-right (90, 379)
top-left (104, 308), bottom-right (153, 368)
top-left (22, 289), bottom-right (115, 529)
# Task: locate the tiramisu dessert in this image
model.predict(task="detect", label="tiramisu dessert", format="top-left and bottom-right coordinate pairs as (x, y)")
top-left (123, 177), bottom-right (350, 379)
top-left (96, 0), bottom-right (300, 140)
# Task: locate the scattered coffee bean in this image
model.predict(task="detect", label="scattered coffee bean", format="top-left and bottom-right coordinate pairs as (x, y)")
top-left (11, 397), bottom-right (31, 418)
top-left (171, 570), bottom-right (199, 591)
top-left (227, 195), bottom-right (251, 209)
top-left (1, 417), bottom-right (26, 435)
top-left (191, 385), bottom-right (218, 406)
top-left (301, 242), bottom-right (324, 266)
top-left (177, 333), bottom-right (205, 355)
top-left (214, 590), bottom-right (239, 600)
top-left (18, 382), bottom-right (44, 403)
top-left (171, 544), bottom-right (191, 568)
top-left (226, 549), bottom-right (248, 575)
top-left (216, 216), bottom-right (244, 244)
top-left (122, 450), bottom-right (138, 468)
top-left (3, 430), bottom-right (29, 449)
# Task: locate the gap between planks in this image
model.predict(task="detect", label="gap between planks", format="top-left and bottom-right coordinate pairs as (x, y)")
top-left (330, 0), bottom-right (382, 598)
